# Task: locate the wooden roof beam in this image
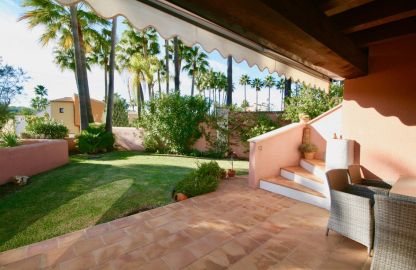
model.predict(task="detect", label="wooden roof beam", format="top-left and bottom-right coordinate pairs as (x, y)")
top-left (331, 0), bottom-right (416, 33)
top-left (164, 0), bottom-right (368, 78)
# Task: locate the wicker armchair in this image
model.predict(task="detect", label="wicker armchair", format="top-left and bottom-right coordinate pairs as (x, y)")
top-left (326, 169), bottom-right (388, 255)
top-left (371, 194), bottom-right (416, 270)
top-left (348, 164), bottom-right (392, 189)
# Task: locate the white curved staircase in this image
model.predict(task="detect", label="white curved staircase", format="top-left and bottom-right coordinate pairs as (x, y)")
top-left (259, 159), bottom-right (330, 209)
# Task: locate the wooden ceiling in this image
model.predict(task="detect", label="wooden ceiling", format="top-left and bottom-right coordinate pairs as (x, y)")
top-left (163, 0), bottom-right (416, 79)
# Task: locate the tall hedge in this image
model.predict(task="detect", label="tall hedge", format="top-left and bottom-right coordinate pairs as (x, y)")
top-left (138, 93), bottom-right (209, 154)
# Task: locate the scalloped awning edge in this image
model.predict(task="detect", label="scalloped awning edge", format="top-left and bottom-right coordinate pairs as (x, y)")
top-left (56, 0), bottom-right (330, 90)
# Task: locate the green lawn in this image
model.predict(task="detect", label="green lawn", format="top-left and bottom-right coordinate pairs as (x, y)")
top-left (0, 151), bottom-right (248, 252)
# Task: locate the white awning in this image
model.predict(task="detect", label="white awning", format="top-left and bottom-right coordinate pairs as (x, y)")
top-left (56, 0), bottom-right (330, 90)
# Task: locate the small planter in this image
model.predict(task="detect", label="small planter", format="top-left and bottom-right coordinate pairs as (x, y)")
top-left (174, 193), bottom-right (188, 202)
top-left (304, 152), bottom-right (316, 160)
top-left (227, 169), bottom-right (236, 178)
top-left (220, 170), bottom-right (227, 179)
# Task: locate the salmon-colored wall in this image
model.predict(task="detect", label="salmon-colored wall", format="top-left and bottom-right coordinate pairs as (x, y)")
top-left (309, 105), bottom-right (342, 160)
top-left (343, 35), bottom-right (416, 183)
top-left (248, 123), bottom-right (304, 188)
top-left (0, 140), bottom-right (68, 185)
top-left (73, 95), bottom-right (105, 130)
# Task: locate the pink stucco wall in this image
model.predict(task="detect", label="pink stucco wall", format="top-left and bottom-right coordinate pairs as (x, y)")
top-left (248, 123), bottom-right (305, 188)
top-left (0, 140), bottom-right (68, 185)
top-left (113, 127), bottom-right (145, 151)
top-left (309, 105), bottom-right (343, 160)
top-left (343, 35), bottom-right (416, 183)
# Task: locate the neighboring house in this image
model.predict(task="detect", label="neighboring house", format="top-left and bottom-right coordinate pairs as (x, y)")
top-left (50, 95), bottom-right (105, 134)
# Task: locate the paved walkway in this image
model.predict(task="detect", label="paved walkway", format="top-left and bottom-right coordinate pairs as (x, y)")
top-left (0, 176), bottom-right (371, 270)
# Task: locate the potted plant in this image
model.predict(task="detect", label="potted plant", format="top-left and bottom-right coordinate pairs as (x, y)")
top-left (299, 143), bottom-right (318, 160)
top-left (227, 152), bottom-right (236, 177)
top-left (174, 193), bottom-right (188, 202)
top-left (298, 113), bottom-right (310, 124)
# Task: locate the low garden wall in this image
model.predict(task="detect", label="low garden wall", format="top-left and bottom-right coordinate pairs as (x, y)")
top-left (0, 139), bottom-right (68, 185)
top-left (113, 127), bottom-right (145, 151)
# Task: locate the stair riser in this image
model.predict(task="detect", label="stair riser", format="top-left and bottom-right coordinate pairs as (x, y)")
top-left (280, 170), bottom-right (327, 194)
top-left (260, 181), bottom-right (329, 209)
top-left (299, 160), bottom-right (327, 180)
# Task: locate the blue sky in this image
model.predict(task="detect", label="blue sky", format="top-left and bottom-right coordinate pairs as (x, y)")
top-left (1, 0), bottom-right (284, 110)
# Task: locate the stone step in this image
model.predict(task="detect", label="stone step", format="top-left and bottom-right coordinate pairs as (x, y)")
top-left (260, 176), bottom-right (329, 209)
top-left (281, 166), bottom-right (323, 184)
top-left (301, 159), bottom-right (326, 171)
top-left (262, 176), bottom-right (325, 198)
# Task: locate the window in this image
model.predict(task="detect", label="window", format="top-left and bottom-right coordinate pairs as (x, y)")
top-left (59, 108), bottom-right (64, 113)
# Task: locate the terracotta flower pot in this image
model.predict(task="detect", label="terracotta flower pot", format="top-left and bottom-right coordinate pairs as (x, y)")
top-left (304, 152), bottom-right (316, 160)
top-left (174, 193), bottom-right (188, 202)
top-left (227, 169), bottom-right (236, 178)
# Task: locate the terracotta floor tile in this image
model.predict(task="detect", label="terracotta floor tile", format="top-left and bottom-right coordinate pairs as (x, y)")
top-left (85, 223), bottom-right (111, 238)
top-left (3, 255), bottom-right (42, 270)
top-left (138, 258), bottom-right (170, 270)
top-left (92, 242), bottom-right (125, 265)
top-left (41, 245), bottom-right (76, 268)
top-left (0, 246), bottom-right (27, 265)
top-left (71, 236), bottom-right (105, 256)
top-left (58, 254), bottom-right (96, 270)
top-left (100, 229), bottom-right (127, 245)
top-left (0, 177), bottom-right (369, 270)
top-left (162, 247), bottom-right (197, 270)
top-left (27, 238), bottom-right (58, 256)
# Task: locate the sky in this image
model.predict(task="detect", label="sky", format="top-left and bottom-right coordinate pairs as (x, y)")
top-left (0, 0), bottom-right (284, 111)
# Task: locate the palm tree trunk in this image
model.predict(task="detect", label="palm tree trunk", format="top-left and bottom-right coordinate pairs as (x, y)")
top-left (256, 91), bottom-right (258, 111)
top-left (157, 69), bottom-right (161, 97)
top-left (136, 80), bottom-right (141, 118)
top-left (140, 81), bottom-right (145, 109)
top-left (226, 55), bottom-right (232, 106)
top-left (105, 17), bottom-right (117, 132)
top-left (69, 5), bottom-right (90, 130)
top-left (284, 78), bottom-right (292, 99)
top-left (173, 37), bottom-right (180, 92)
top-left (104, 64), bottom-right (108, 103)
top-left (191, 73), bottom-right (195, 96)
top-left (268, 87), bottom-right (271, 111)
top-left (165, 39), bottom-right (169, 94)
top-left (244, 85), bottom-right (247, 102)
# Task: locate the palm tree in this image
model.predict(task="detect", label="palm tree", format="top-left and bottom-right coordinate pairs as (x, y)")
top-left (239, 74), bottom-right (251, 104)
top-left (164, 39), bottom-right (170, 93)
top-left (251, 78), bottom-right (264, 111)
top-left (116, 23), bottom-right (159, 116)
top-left (54, 47), bottom-right (92, 72)
top-left (169, 38), bottom-right (189, 93)
top-left (19, 0), bottom-right (109, 129)
top-left (182, 46), bottom-right (209, 96)
top-left (264, 75), bottom-right (276, 111)
top-left (105, 17), bottom-right (117, 133)
top-left (226, 56), bottom-right (232, 106)
top-left (90, 28), bottom-right (111, 102)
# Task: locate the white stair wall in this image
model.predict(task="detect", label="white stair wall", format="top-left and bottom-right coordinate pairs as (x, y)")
top-left (260, 180), bottom-right (329, 209)
top-left (280, 169), bottom-right (327, 194)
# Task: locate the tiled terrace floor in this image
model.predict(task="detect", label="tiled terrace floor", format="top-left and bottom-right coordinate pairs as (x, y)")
top-left (0, 176), bottom-right (371, 270)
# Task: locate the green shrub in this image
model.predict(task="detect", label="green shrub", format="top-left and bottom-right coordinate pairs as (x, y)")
top-left (197, 161), bottom-right (226, 180)
top-left (112, 94), bottom-right (129, 127)
top-left (175, 161), bottom-right (223, 197)
top-left (26, 116), bottom-right (68, 139)
top-left (0, 132), bottom-right (19, 147)
top-left (0, 103), bottom-right (10, 131)
top-left (299, 143), bottom-right (318, 153)
top-left (138, 93), bottom-right (209, 154)
top-left (76, 124), bottom-right (115, 154)
top-left (283, 83), bottom-right (343, 122)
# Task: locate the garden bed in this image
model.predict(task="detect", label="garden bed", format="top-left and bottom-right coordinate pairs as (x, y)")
top-left (0, 139), bottom-right (68, 185)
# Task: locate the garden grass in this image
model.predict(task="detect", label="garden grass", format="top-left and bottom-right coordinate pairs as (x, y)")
top-left (0, 151), bottom-right (248, 252)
